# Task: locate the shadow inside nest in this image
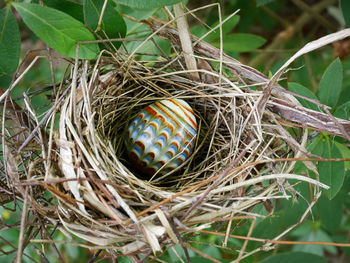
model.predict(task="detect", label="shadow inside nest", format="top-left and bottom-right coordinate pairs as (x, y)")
top-left (89, 61), bottom-right (261, 193)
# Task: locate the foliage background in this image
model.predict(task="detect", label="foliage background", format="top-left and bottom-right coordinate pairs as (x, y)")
top-left (0, 0), bottom-right (350, 262)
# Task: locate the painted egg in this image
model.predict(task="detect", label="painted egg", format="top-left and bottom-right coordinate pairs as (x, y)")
top-left (125, 99), bottom-right (197, 176)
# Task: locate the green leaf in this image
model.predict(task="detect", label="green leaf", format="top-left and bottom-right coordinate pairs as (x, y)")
top-left (206, 15), bottom-right (240, 42)
top-left (42, 0), bottom-right (84, 22)
top-left (318, 58), bottom-right (343, 108)
top-left (161, 244), bottom-right (189, 262)
top-left (190, 25), bottom-right (207, 38)
top-left (0, 7), bottom-right (20, 76)
top-left (83, 0), bottom-right (126, 50)
top-left (0, 75), bottom-right (12, 88)
top-left (307, 136), bottom-right (323, 156)
top-left (261, 252), bottom-right (326, 263)
top-left (221, 15), bottom-right (240, 35)
top-left (343, 172), bottom-right (350, 209)
top-left (334, 141), bottom-right (350, 169)
top-left (191, 257), bottom-right (220, 263)
top-left (341, 0), bottom-right (350, 27)
top-left (308, 137), bottom-right (345, 199)
top-left (125, 35), bottom-right (170, 59)
top-left (333, 100), bottom-right (350, 119)
top-left (248, 198), bottom-right (308, 251)
top-left (318, 140), bottom-right (344, 199)
top-left (117, 5), bottom-right (157, 35)
top-left (256, 0), bottom-right (277, 7)
top-left (13, 2), bottom-right (99, 59)
top-left (333, 234), bottom-right (350, 257)
top-left (112, 0), bottom-right (185, 8)
top-left (288, 82), bottom-right (319, 111)
top-left (317, 194), bottom-right (342, 233)
top-left (292, 229), bottom-right (337, 255)
top-left (214, 33), bottom-right (266, 52)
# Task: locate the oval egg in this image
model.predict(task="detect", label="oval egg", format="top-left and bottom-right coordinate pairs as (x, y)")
top-left (125, 99), bottom-right (197, 176)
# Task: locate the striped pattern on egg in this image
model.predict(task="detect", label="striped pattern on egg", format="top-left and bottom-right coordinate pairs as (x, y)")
top-left (125, 99), bottom-right (197, 176)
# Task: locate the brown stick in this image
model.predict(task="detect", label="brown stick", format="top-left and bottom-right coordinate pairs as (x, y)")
top-left (174, 3), bottom-right (200, 81)
top-left (291, 0), bottom-right (337, 32)
top-left (270, 98), bottom-right (350, 139)
top-left (249, 0), bottom-right (337, 68)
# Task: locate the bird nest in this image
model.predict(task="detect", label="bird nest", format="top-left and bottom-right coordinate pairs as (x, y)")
top-left (3, 15), bottom-right (348, 261)
top-left (49, 21), bottom-right (330, 256)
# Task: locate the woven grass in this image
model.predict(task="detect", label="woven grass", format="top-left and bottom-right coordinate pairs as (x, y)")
top-left (51, 23), bottom-right (329, 257)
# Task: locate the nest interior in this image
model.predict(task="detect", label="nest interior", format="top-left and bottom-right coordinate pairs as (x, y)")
top-left (95, 63), bottom-right (249, 188)
top-left (52, 34), bottom-right (302, 255)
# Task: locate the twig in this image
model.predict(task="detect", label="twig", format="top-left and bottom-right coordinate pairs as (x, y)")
top-left (96, 0), bottom-right (108, 32)
top-left (16, 187), bottom-right (28, 263)
top-left (261, 6), bottom-right (290, 28)
top-left (174, 3), bottom-right (200, 80)
top-left (17, 85), bottom-right (71, 153)
top-left (249, 0), bottom-right (337, 68)
top-left (47, 47), bottom-right (57, 96)
top-left (36, 213), bottom-right (66, 263)
top-left (199, 229), bottom-right (350, 247)
top-left (88, 249), bottom-right (102, 263)
top-left (183, 243), bottom-right (221, 263)
top-left (32, 246), bottom-right (50, 263)
top-left (321, 106), bottom-right (350, 141)
top-left (270, 98), bottom-right (350, 139)
top-left (237, 218), bottom-right (256, 262)
top-left (168, 216), bottom-right (191, 263)
top-left (291, 0), bottom-right (337, 31)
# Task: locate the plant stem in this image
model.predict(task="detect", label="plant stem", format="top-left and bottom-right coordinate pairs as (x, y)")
top-left (249, 0), bottom-right (337, 68)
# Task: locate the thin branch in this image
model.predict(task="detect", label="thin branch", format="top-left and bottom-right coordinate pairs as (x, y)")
top-left (174, 3), bottom-right (200, 80)
top-left (249, 0), bottom-right (337, 68)
top-left (199, 230), bottom-right (350, 247)
top-left (291, 0), bottom-right (338, 31)
top-left (16, 187), bottom-right (28, 263)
